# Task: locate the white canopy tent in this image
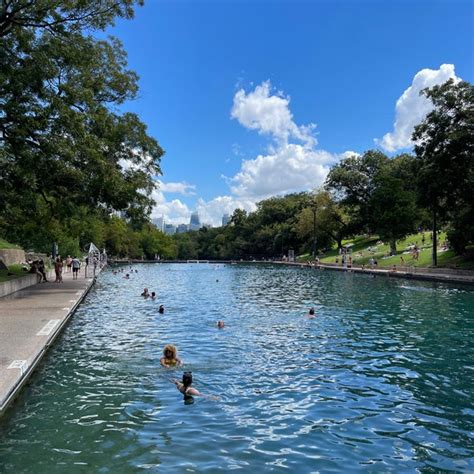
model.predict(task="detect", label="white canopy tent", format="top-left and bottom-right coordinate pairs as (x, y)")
top-left (86, 243), bottom-right (107, 277)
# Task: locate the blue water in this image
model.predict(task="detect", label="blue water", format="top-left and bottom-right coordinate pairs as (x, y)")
top-left (0, 263), bottom-right (473, 472)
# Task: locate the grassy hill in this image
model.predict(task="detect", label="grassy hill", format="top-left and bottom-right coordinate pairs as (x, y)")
top-left (0, 238), bottom-right (21, 250)
top-left (298, 231), bottom-right (474, 270)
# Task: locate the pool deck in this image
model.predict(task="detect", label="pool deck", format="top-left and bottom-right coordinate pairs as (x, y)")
top-left (0, 267), bottom-right (99, 416)
top-left (279, 261), bottom-right (474, 285)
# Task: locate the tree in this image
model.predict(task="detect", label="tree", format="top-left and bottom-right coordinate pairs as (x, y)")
top-left (325, 150), bottom-right (389, 233)
top-left (369, 155), bottom-right (419, 254)
top-left (296, 190), bottom-right (350, 252)
top-left (413, 79), bottom-right (474, 259)
top-left (0, 0), bottom-right (163, 250)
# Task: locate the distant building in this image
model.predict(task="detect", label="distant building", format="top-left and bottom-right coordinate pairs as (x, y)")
top-left (177, 223), bottom-right (189, 233)
top-left (152, 216), bottom-right (164, 232)
top-left (164, 224), bottom-right (176, 235)
top-left (189, 211), bottom-right (201, 231)
top-left (222, 213), bottom-right (230, 226)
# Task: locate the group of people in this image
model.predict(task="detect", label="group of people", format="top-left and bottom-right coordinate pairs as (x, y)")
top-left (141, 288), bottom-right (165, 313)
top-left (159, 344), bottom-right (218, 403)
top-left (157, 306), bottom-right (317, 403)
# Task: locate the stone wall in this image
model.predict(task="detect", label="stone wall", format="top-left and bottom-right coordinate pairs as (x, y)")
top-left (0, 249), bottom-right (26, 267)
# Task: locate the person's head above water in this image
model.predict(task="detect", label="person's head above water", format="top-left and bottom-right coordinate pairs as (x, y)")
top-left (309, 308), bottom-right (315, 315)
top-left (182, 371), bottom-right (193, 388)
top-left (163, 344), bottom-right (177, 360)
top-left (159, 305), bottom-right (164, 313)
top-left (217, 320), bottom-right (225, 329)
top-left (141, 288), bottom-right (149, 295)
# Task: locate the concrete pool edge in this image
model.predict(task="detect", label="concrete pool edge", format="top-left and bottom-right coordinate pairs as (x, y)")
top-left (278, 261), bottom-right (474, 285)
top-left (109, 259), bottom-right (474, 286)
top-left (0, 272), bottom-right (101, 418)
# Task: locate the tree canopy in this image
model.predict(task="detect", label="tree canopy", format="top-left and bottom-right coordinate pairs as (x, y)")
top-left (0, 0), bottom-right (163, 253)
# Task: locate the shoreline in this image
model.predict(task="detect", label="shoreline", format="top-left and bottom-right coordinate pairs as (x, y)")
top-left (0, 267), bottom-right (102, 417)
top-left (108, 259), bottom-right (474, 286)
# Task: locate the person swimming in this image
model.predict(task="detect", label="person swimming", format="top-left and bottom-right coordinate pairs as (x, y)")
top-left (217, 320), bottom-right (225, 329)
top-left (159, 304), bottom-right (165, 314)
top-left (151, 292), bottom-right (156, 300)
top-left (307, 307), bottom-right (316, 318)
top-left (172, 372), bottom-right (218, 403)
top-left (160, 344), bottom-right (182, 367)
top-left (141, 288), bottom-right (149, 297)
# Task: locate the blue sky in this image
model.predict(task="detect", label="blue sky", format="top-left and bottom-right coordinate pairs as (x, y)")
top-left (108, 0), bottom-right (473, 225)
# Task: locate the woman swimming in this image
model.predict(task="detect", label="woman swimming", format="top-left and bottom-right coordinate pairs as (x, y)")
top-left (160, 344), bottom-right (182, 367)
top-left (307, 307), bottom-right (316, 318)
top-left (172, 372), bottom-right (218, 402)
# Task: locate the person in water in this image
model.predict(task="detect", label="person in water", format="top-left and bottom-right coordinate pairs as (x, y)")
top-left (151, 292), bottom-right (156, 300)
top-left (172, 372), bottom-right (218, 402)
top-left (160, 344), bottom-right (182, 367)
top-left (217, 320), bottom-right (225, 329)
top-left (159, 304), bottom-right (165, 314)
top-left (141, 288), bottom-right (149, 297)
top-left (307, 307), bottom-right (316, 318)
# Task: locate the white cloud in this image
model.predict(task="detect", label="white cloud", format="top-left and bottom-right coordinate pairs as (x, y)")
top-left (228, 144), bottom-right (336, 200)
top-left (376, 64), bottom-right (460, 152)
top-left (149, 188), bottom-right (191, 224)
top-left (231, 80), bottom-right (316, 147)
top-left (149, 81), bottom-right (355, 227)
top-left (157, 180), bottom-right (196, 196)
top-left (196, 196), bottom-right (257, 226)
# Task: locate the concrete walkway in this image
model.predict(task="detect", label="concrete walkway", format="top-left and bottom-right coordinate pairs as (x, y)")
top-left (0, 266), bottom-right (98, 415)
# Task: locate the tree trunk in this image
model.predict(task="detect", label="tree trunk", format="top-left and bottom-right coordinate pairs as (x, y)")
top-left (432, 208), bottom-right (438, 266)
top-left (337, 236), bottom-right (343, 250)
top-left (389, 239), bottom-right (397, 255)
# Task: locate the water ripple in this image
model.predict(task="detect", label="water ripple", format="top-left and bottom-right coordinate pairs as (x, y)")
top-left (0, 263), bottom-right (473, 472)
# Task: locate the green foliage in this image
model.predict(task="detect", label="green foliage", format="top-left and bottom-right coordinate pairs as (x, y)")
top-left (413, 79), bottom-right (474, 254)
top-left (0, 0), bottom-right (163, 252)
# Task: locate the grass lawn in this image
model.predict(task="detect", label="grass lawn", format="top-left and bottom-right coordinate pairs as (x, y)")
top-left (0, 239), bottom-right (22, 250)
top-left (0, 264), bottom-right (30, 283)
top-left (298, 231), bottom-right (474, 270)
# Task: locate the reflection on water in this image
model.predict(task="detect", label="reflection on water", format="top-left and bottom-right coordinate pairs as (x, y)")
top-left (0, 264), bottom-right (473, 472)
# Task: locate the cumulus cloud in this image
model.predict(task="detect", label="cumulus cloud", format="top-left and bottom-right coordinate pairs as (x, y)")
top-left (149, 188), bottom-right (191, 224)
top-left (376, 64), bottom-right (460, 152)
top-left (149, 81), bottom-right (354, 226)
top-left (196, 196), bottom-right (257, 226)
top-left (227, 144), bottom-right (336, 200)
top-left (231, 80), bottom-right (316, 147)
top-left (157, 180), bottom-right (196, 196)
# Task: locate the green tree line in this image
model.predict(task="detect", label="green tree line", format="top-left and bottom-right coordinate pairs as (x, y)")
top-left (1, 3), bottom-right (472, 264)
top-left (172, 79), bottom-right (473, 264)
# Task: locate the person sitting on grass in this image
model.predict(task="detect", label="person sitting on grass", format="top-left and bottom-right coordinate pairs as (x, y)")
top-left (160, 344), bottom-right (182, 367)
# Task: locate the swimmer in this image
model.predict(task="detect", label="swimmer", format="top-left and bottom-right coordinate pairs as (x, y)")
top-left (307, 307), bottom-right (316, 319)
top-left (141, 288), bottom-right (149, 297)
top-left (151, 292), bottom-right (156, 300)
top-left (160, 344), bottom-right (182, 367)
top-left (217, 320), bottom-right (225, 329)
top-left (159, 304), bottom-right (165, 314)
top-left (124, 273), bottom-right (130, 279)
top-left (172, 372), bottom-right (219, 401)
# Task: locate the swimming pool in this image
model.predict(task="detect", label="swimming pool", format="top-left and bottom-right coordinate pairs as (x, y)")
top-left (0, 263), bottom-right (473, 472)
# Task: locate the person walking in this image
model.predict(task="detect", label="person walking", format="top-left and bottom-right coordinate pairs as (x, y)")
top-left (71, 256), bottom-right (81, 280)
top-left (54, 257), bottom-right (63, 283)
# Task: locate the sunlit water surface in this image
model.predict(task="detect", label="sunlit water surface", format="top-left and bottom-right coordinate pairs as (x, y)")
top-left (0, 264), bottom-right (473, 472)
